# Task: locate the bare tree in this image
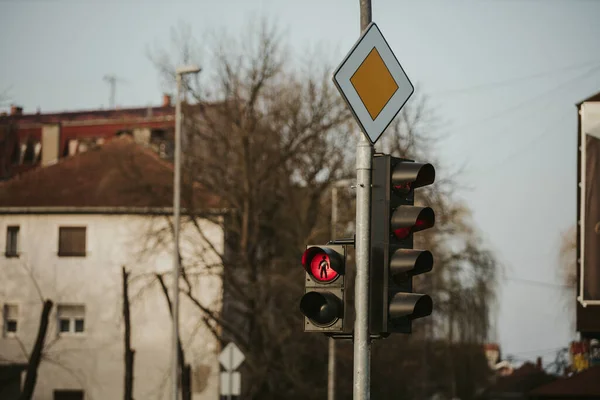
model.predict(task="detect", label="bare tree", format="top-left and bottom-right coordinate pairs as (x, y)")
top-left (19, 300), bottom-right (53, 400)
top-left (0, 86), bottom-right (11, 107)
top-left (149, 18), bottom-right (499, 400)
top-left (122, 267), bottom-right (135, 400)
top-left (155, 274), bottom-right (192, 400)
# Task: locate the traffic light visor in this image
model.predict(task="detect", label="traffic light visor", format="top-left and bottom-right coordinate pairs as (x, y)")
top-left (391, 162), bottom-right (435, 193)
top-left (390, 249), bottom-right (433, 284)
top-left (389, 293), bottom-right (433, 320)
top-left (391, 206), bottom-right (435, 240)
top-left (302, 246), bottom-right (342, 283)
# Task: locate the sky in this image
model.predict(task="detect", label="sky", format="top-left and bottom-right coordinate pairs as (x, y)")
top-left (2, 0), bottom-right (600, 367)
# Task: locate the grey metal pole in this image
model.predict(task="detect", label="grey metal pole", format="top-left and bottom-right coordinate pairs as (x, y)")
top-left (172, 72), bottom-right (183, 400)
top-left (228, 348), bottom-right (233, 400)
top-left (354, 3), bottom-right (373, 400)
top-left (328, 186), bottom-right (339, 400)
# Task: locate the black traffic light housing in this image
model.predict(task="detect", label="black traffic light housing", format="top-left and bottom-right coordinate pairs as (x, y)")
top-left (300, 245), bottom-right (349, 333)
top-left (370, 154), bottom-right (435, 335)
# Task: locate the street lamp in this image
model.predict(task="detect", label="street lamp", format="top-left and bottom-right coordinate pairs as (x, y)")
top-left (172, 64), bottom-right (201, 400)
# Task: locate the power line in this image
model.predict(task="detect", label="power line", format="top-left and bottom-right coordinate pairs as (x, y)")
top-left (467, 109), bottom-right (569, 182)
top-left (449, 63), bottom-right (600, 136)
top-left (505, 275), bottom-right (574, 290)
top-left (508, 346), bottom-right (566, 357)
top-left (434, 58), bottom-right (600, 96)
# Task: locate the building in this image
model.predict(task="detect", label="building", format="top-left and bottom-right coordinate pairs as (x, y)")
top-left (576, 90), bottom-right (600, 337)
top-left (0, 95), bottom-right (176, 180)
top-left (529, 365), bottom-right (600, 399)
top-left (477, 362), bottom-right (556, 400)
top-left (0, 136), bottom-right (225, 400)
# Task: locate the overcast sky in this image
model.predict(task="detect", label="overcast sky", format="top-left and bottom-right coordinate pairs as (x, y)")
top-left (2, 0), bottom-right (600, 366)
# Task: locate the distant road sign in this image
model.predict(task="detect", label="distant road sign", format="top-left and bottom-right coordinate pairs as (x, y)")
top-left (333, 22), bottom-right (414, 145)
top-left (219, 342), bottom-right (245, 371)
top-left (220, 371), bottom-right (241, 396)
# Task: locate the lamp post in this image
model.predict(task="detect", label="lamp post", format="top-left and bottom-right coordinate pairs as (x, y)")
top-left (172, 64), bottom-right (201, 400)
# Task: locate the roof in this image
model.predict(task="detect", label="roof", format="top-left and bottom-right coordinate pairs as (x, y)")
top-left (483, 362), bottom-right (556, 395)
top-left (576, 90), bottom-right (600, 106)
top-left (529, 365), bottom-right (600, 398)
top-left (0, 136), bottom-right (221, 212)
top-left (0, 105), bottom-right (174, 124)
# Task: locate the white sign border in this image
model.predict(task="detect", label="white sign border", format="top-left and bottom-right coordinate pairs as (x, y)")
top-left (333, 22), bottom-right (414, 144)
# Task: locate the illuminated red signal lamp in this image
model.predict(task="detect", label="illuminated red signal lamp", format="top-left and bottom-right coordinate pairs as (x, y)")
top-left (301, 246), bottom-right (343, 283)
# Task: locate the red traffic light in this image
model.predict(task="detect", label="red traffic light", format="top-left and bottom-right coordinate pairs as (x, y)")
top-left (302, 246), bottom-right (342, 283)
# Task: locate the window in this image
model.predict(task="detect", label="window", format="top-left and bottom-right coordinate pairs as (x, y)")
top-left (5, 226), bottom-right (19, 257)
top-left (54, 390), bottom-right (84, 400)
top-left (3, 304), bottom-right (18, 336)
top-left (57, 305), bottom-right (85, 335)
top-left (58, 227), bottom-right (86, 257)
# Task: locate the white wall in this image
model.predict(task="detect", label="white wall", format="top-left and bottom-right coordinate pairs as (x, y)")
top-left (582, 101), bottom-right (600, 139)
top-left (0, 213), bottom-right (224, 400)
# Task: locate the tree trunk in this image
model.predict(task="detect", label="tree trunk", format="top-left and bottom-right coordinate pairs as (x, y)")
top-left (122, 267), bottom-right (135, 400)
top-left (19, 300), bottom-right (53, 400)
top-left (156, 274), bottom-right (192, 400)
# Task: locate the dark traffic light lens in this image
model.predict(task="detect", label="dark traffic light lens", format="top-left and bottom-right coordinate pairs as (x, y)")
top-left (300, 291), bottom-right (342, 326)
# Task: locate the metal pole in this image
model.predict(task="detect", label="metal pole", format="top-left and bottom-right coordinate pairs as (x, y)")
top-left (172, 72), bottom-right (183, 400)
top-left (228, 348), bottom-right (233, 400)
top-left (354, 2), bottom-right (373, 399)
top-left (328, 186), bottom-right (339, 400)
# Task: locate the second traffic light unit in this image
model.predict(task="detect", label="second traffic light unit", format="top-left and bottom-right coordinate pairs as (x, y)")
top-left (370, 154), bottom-right (435, 335)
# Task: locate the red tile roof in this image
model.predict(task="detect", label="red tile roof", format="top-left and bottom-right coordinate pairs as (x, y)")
top-left (0, 136), bottom-right (221, 211)
top-left (529, 365), bottom-right (600, 398)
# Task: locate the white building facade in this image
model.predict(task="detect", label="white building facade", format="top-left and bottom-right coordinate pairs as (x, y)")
top-left (0, 138), bottom-right (225, 400)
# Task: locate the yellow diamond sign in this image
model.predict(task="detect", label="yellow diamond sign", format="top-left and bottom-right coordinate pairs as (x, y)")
top-left (350, 48), bottom-right (399, 120)
top-left (333, 22), bottom-right (413, 144)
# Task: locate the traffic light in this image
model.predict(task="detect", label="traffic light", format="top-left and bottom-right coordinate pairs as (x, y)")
top-left (300, 245), bottom-right (348, 333)
top-left (370, 154), bottom-right (435, 335)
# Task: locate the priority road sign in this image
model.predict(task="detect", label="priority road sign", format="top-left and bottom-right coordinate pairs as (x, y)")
top-left (333, 22), bottom-right (414, 145)
top-left (219, 342), bottom-right (245, 371)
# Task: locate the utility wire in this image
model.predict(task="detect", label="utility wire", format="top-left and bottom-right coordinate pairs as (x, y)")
top-left (434, 58), bottom-right (600, 96)
top-left (505, 275), bottom-right (574, 289)
top-left (466, 109), bottom-right (569, 181)
top-left (508, 346), bottom-right (567, 357)
top-left (449, 63), bottom-right (600, 137)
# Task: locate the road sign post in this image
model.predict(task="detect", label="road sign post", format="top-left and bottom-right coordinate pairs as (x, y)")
top-left (219, 342), bottom-right (245, 400)
top-left (331, 2), bottom-right (415, 399)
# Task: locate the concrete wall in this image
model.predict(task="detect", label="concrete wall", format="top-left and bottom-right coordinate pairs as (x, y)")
top-left (0, 213), bottom-right (224, 400)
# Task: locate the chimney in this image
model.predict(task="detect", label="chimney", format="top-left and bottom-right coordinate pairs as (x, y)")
top-left (41, 124), bottom-right (61, 166)
top-left (162, 94), bottom-right (172, 107)
top-left (536, 357), bottom-right (542, 370)
top-left (10, 105), bottom-right (23, 116)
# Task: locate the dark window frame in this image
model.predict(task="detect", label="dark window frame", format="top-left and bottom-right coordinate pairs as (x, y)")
top-left (53, 389), bottom-right (84, 400)
top-left (3, 304), bottom-right (18, 336)
top-left (5, 226), bottom-right (19, 258)
top-left (58, 227), bottom-right (87, 257)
